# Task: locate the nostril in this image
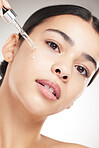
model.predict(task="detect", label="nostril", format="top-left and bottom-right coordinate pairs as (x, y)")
top-left (63, 76), bottom-right (68, 79)
top-left (55, 69), bottom-right (61, 74)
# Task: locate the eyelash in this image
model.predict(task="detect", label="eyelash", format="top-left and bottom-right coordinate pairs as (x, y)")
top-left (46, 40), bottom-right (60, 53)
top-left (46, 40), bottom-right (89, 77)
top-left (75, 65), bottom-right (89, 77)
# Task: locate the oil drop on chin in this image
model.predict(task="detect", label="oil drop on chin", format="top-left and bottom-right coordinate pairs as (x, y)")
top-left (2, 6), bottom-right (36, 50)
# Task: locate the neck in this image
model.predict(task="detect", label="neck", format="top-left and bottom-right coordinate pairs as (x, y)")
top-left (0, 81), bottom-right (46, 148)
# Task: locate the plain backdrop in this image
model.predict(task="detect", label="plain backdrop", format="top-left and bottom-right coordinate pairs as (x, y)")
top-left (0, 0), bottom-right (99, 148)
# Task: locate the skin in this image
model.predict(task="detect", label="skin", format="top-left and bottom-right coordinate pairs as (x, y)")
top-left (0, 1), bottom-right (99, 148)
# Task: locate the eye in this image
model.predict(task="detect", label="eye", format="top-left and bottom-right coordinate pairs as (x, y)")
top-left (75, 65), bottom-right (89, 77)
top-left (46, 41), bottom-right (60, 53)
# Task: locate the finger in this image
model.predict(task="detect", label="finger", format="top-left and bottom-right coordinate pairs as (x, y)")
top-left (0, 0), bottom-right (3, 16)
top-left (0, 8), bottom-right (3, 17)
top-left (0, 0), bottom-right (11, 17)
top-left (3, 0), bottom-right (11, 9)
top-left (0, 0), bottom-right (3, 9)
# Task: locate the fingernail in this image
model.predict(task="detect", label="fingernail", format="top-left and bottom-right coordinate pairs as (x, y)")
top-left (0, 8), bottom-right (3, 17)
top-left (3, 0), bottom-right (11, 8)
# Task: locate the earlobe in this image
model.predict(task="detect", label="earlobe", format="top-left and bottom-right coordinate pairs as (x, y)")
top-left (2, 33), bottom-right (19, 63)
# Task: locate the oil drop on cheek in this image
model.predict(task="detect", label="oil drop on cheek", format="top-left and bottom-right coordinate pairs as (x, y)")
top-left (32, 55), bottom-right (35, 60)
top-left (31, 50), bottom-right (37, 60)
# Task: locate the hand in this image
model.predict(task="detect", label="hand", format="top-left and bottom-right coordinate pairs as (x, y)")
top-left (0, 0), bottom-right (11, 16)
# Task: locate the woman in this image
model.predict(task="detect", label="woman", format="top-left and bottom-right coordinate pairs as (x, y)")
top-left (0, 0), bottom-right (99, 147)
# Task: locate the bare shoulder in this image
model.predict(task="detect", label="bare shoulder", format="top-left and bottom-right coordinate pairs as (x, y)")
top-left (60, 142), bottom-right (88, 148)
top-left (41, 135), bottom-right (88, 148)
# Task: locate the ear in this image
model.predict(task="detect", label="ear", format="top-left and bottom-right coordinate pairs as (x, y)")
top-left (66, 103), bottom-right (73, 109)
top-left (2, 33), bottom-right (19, 63)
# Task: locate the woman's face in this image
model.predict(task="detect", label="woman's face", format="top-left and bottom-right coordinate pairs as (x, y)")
top-left (8, 15), bottom-right (99, 116)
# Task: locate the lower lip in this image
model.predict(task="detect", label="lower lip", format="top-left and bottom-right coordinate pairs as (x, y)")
top-left (36, 82), bottom-right (57, 101)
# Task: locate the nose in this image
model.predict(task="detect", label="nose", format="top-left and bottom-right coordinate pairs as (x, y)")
top-left (51, 65), bottom-right (70, 83)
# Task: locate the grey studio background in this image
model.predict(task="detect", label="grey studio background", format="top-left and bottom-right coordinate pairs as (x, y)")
top-left (0, 0), bottom-right (99, 148)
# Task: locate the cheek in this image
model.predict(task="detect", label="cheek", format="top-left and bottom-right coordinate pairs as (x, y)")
top-left (31, 49), bottom-right (54, 76)
top-left (67, 75), bottom-right (86, 100)
top-left (8, 45), bottom-right (34, 96)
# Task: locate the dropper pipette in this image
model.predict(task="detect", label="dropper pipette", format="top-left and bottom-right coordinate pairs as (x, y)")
top-left (2, 6), bottom-right (36, 49)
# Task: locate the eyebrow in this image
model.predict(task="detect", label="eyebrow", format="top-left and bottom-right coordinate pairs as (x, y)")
top-left (45, 28), bottom-right (97, 69)
top-left (45, 28), bottom-right (75, 46)
top-left (82, 53), bottom-right (97, 69)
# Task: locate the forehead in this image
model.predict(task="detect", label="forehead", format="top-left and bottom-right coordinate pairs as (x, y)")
top-left (32, 14), bottom-right (99, 65)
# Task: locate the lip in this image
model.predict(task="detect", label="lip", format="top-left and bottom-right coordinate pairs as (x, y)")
top-left (35, 79), bottom-right (61, 101)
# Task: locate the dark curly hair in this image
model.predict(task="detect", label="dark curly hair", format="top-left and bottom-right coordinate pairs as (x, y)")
top-left (0, 4), bottom-right (99, 86)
